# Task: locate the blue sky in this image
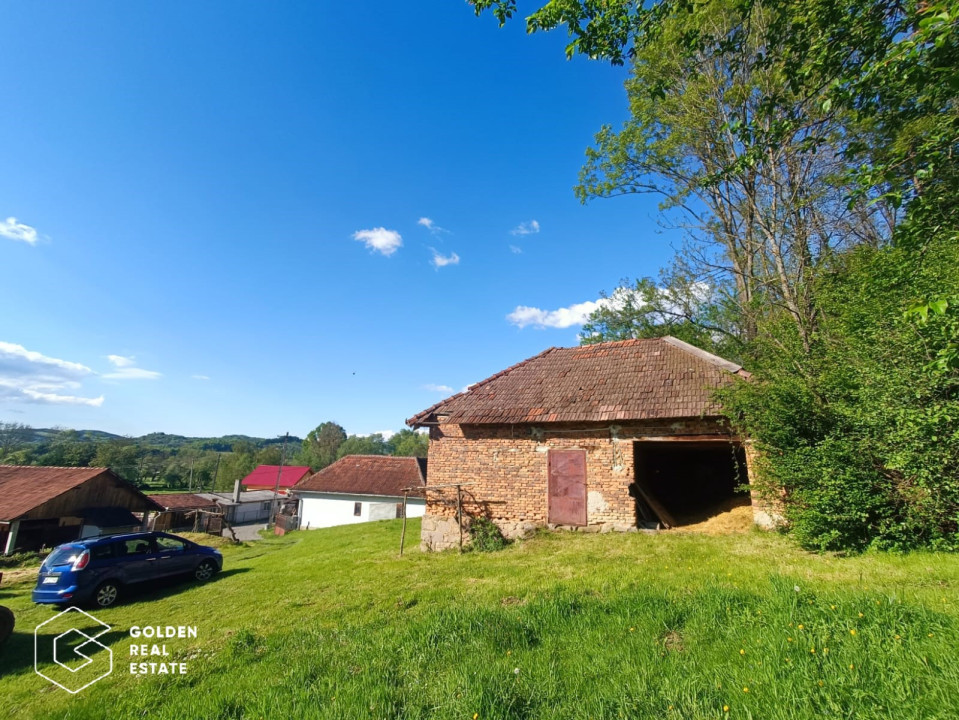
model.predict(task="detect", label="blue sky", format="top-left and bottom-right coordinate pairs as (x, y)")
top-left (0, 1), bottom-right (676, 439)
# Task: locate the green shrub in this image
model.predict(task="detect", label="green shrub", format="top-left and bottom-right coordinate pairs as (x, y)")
top-left (469, 516), bottom-right (510, 552)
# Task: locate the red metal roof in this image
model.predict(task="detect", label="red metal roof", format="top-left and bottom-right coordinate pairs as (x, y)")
top-left (146, 493), bottom-right (219, 511)
top-left (407, 337), bottom-right (749, 427)
top-left (240, 465), bottom-right (312, 490)
top-left (294, 455), bottom-right (426, 498)
top-left (0, 465), bottom-right (163, 521)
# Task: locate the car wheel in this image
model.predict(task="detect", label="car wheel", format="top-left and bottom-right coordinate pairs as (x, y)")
top-left (93, 581), bottom-right (120, 609)
top-left (194, 560), bottom-right (217, 582)
top-left (0, 606), bottom-right (14, 646)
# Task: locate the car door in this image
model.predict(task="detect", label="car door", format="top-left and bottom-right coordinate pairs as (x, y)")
top-left (116, 537), bottom-right (158, 584)
top-left (152, 534), bottom-right (195, 576)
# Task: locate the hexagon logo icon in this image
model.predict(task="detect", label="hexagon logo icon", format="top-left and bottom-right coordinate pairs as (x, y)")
top-left (35, 606), bottom-right (113, 694)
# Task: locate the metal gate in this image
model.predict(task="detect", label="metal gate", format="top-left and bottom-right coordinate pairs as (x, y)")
top-left (548, 449), bottom-right (587, 526)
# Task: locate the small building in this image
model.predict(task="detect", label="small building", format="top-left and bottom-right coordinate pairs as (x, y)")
top-left (293, 455), bottom-right (426, 530)
top-left (407, 337), bottom-right (761, 551)
top-left (147, 493), bottom-right (220, 532)
top-left (239, 465), bottom-right (311, 495)
top-left (197, 489), bottom-right (277, 525)
top-left (0, 466), bottom-right (164, 555)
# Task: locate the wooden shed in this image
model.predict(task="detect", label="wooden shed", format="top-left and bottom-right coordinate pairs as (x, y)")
top-left (0, 465), bottom-right (163, 554)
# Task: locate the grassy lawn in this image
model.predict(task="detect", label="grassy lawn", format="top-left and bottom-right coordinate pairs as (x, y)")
top-left (0, 521), bottom-right (957, 719)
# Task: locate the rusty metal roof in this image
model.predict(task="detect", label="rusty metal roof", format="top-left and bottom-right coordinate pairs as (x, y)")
top-left (407, 337), bottom-right (748, 427)
top-left (0, 465), bottom-right (163, 521)
top-left (294, 455), bottom-right (426, 498)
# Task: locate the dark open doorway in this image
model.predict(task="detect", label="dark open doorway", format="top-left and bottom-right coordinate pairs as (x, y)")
top-left (632, 441), bottom-right (748, 527)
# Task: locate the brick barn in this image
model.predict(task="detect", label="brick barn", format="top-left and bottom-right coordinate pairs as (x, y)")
top-left (407, 337), bottom-right (766, 551)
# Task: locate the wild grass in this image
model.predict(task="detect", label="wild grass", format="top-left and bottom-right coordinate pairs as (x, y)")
top-left (0, 521), bottom-right (957, 719)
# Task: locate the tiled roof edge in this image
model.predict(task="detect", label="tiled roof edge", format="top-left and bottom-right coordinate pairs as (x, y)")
top-left (660, 336), bottom-right (745, 375)
top-left (406, 346), bottom-right (560, 427)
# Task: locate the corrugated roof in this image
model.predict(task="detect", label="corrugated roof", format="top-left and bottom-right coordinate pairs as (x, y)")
top-left (294, 455), bottom-right (426, 498)
top-left (147, 493), bottom-right (219, 511)
top-left (407, 337), bottom-right (748, 427)
top-left (0, 465), bottom-right (163, 521)
top-left (240, 465), bottom-right (312, 489)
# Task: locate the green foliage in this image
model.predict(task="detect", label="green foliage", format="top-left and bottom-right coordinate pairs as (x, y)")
top-left (388, 428), bottom-right (429, 457)
top-left (299, 421), bottom-right (347, 469)
top-left (336, 433), bottom-right (391, 459)
top-left (469, 516), bottom-right (511, 552)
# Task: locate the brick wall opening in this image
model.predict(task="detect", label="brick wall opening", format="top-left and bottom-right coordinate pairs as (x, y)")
top-left (633, 441), bottom-right (749, 525)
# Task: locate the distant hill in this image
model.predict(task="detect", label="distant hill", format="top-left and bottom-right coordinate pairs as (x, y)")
top-left (22, 428), bottom-right (302, 452)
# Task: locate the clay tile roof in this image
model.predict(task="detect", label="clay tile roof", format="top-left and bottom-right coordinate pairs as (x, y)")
top-left (240, 465), bottom-right (312, 490)
top-left (293, 456), bottom-right (427, 498)
top-left (406, 336), bottom-right (748, 427)
top-left (146, 493), bottom-right (219, 511)
top-left (0, 465), bottom-right (164, 521)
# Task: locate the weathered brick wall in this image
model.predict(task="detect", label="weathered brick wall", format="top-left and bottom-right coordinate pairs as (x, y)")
top-left (420, 418), bottom-right (736, 549)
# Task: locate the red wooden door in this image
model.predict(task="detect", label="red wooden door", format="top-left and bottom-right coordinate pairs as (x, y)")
top-left (548, 450), bottom-right (587, 526)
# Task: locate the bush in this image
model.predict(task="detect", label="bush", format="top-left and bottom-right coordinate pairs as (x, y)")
top-left (469, 517), bottom-right (510, 552)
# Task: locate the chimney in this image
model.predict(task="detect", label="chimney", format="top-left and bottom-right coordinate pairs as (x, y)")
top-left (232, 479), bottom-right (241, 503)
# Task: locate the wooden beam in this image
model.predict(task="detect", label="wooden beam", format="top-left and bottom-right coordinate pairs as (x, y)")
top-left (633, 485), bottom-right (677, 529)
top-left (399, 491), bottom-right (409, 557)
top-left (3, 520), bottom-right (19, 556)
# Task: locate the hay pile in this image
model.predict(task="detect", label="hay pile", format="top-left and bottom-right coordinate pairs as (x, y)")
top-left (674, 496), bottom-right (753, 534)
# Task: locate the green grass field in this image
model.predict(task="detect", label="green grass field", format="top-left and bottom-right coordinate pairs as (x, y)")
top-left (1, 521), bottom-right (957, 719)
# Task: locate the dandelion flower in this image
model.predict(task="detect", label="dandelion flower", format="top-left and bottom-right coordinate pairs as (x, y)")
top-left (823, 648), bottom-right (829, 655)
top-left (743, 687), bottom-right (749, 693)
top-left (629, 627), bottom-right (635, 632)
top-left (830, 605), bottom-right (836, 610)
top-left (849, 664), bottom-right (854, 670)
top-left (928, 633), bottom-right (934, 638)
top-left (724, 705), bottom-right (729, 712)
top-left (858, 612), bottom-right (864, 618)
top-left (740, 649), bottom-right (746, 655)
top-left (818, 681), bottom-right (823, 686)
top-left (788, 638), bottom-right (793, 642)
top-left (798, 624), bottom-right (804, 630)
top-left (474, 715), bottom-right (479, 720)
top-left (894, 634), bottom-right (900, 640)
top-left (850, 629), bottom-right (857, 636)
top-left (507, 650), bottom-right (512, 656)
top-left (810, 648), bottom-right (816, 654)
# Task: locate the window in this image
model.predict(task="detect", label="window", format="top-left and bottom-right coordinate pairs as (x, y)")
top-left (353, 502), bottom-right (362, 517)
top-left (91, 543), bottom-right (116, 560)
top-left (155, 536), bottom-right (187, 553)
top-left (121, 538), bottom-right (153, 556)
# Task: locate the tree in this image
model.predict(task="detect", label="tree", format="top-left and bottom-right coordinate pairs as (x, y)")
top-left (336, 434), bottom-right (390, 460)
top-left (388, 429), bottom-right (429, 457)
top-left (0, 422), bottom-right (32, 463)
top-left (299, 422), bottom-right (347, 470)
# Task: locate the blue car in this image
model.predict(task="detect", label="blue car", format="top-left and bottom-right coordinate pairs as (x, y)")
top-left (32, 531), bottom-right (223, 608)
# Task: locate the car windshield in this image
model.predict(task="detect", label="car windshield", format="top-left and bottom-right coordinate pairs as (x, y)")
top-left (45, 545), bottom-right (85, 567)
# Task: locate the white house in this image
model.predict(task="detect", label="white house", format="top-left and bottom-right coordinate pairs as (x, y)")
top-left (293, 455), bottom-right (426, 530)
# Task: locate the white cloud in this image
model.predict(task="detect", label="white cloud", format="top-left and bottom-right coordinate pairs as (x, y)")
top-left (418, 217), bottom-right (450, 235)
top-left (106, 354), bottom-right (136, 368)
top-left (103, 367), bottom-right (162, 380)
top-left (102, 354), bottom-right (161, 380)
top-left (508, 287), bottom-right (651, 330)
top-left (509, 245), bottom-right (523, 254)
top-left (0, 217), bottom-right (41, 245)
top-left (191, 374), bottom-right (211, 381)
top-left (430, 248), bottom-right (460, 268)
top-left (510, 220), bottom-right (540, 236)
top-left (0, 341), bottom-right (103, 406)
top-left (422, 383), bottom-right (454, 393)
top-left (353, 227), bottom-right (403, 256)
top-left (369, 429), bottom-right (396, 440)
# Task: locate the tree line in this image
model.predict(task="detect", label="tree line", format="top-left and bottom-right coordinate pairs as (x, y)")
top-left (476, 0), bottom-right (959, 550)
top-left (0, 421), bottom-right (427, 493)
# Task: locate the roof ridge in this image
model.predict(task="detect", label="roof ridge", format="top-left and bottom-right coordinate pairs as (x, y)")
top-left (406, 346), bottom-right (560, 427)
top-left (660, 336), bottom-right (745, 375)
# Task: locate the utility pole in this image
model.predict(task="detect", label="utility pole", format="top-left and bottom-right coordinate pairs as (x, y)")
top-left (210, 452), bottom-right (221, 492)
top-left (270, 433), bottom-right (289, 525)
top-left (188, 456), bottom-right (195, 493)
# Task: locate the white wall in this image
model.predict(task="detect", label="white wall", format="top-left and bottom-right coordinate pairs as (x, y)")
top-left (297, 493), bottom-right (426, 530)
